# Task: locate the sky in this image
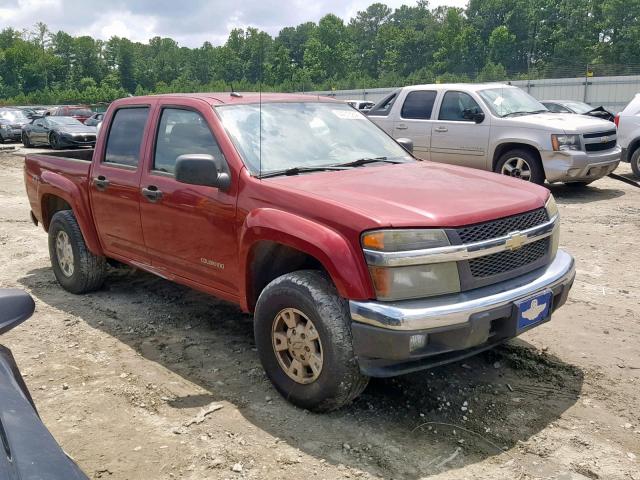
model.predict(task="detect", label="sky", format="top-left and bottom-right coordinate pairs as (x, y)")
top-left (0, 0), bottom-right (468, 47)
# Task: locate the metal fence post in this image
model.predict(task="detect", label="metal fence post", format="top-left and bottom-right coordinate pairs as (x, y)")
top-left (584, 64), bottom-right (589, 102)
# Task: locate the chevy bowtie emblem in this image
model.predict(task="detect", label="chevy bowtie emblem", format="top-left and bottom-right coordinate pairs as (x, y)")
top-left (601, 136), bottom-right (609, 143)
top-left (505, 232), bottom-right (526, 251)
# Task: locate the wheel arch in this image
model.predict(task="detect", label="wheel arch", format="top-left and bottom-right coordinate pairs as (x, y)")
top-left (492, 142), bottom-right (543, 171)
top-left (239, 209), bottom-right (373, 312)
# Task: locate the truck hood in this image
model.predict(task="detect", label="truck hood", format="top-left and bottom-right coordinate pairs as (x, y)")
top-left (268, 161), bottom-right (549, 228)
top-left (504, 112), bottom-right (614, 134)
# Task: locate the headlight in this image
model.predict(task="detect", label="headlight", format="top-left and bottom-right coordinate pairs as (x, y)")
top-left (0, 124), bottom-right (9, 130)
top-left (545, 194), bottom-right (560, 257)
top-left (362, 229), bottom-right (460, 301)
top-left (545, 194), bottom-right (558, 218)
top-left (362, 229), bottom-right (450, 252)
top-left (368, 263), bottom-right (460, 301)
top-left (551, 134), bottom-right (581, 151)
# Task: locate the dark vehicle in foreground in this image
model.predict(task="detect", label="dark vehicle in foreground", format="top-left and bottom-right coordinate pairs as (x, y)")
top-left (22, 116), bottom-right (97, 149)
top-left (46, 105), bottom-right (93, 123)
top-left (0, 289), bottom-right (88, 480)
top-left (24, 93), bottom-right (575, 411)
top-left (84, 112), bottom-right (104, 126)
top-left (0, 108), bottom-right (30, 143)
top-left (541, 100), bottom-right (615, 122)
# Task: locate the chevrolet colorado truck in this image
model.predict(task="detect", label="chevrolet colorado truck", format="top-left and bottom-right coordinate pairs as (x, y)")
top-left (368, 83), bottom-right (620, 186)
top-left (24, 93), bottom-right (575, 411)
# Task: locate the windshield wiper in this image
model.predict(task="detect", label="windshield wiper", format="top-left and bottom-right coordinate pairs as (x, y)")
top-left (258, 165), bottom-right (348, 179)
top-left (332, 156), bottom-right (403, 168)
top-left (503, 110), bottom-right (547, 117)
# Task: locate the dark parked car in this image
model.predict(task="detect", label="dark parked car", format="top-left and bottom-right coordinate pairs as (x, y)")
top-left (45, 105), bottom-right (93, 123)
top-left (22, 116), bottom-right (97, 149)
top-left (0, 289), bottom-right (88, 480)
top-left (17, 106), bottom-right (48, 119)
top-left (541, 100), bottom-right (615, 122)
top-left (84, 112), bottom-right (104, 126)
top-left (0, 108), bottom-right (31, 143)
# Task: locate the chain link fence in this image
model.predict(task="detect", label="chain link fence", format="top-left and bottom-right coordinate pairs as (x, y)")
top-left (309, 64), bottom-right (640, 113)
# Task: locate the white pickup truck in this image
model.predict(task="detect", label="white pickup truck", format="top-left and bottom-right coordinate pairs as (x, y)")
top-left (615, 93), bottom-right (640, 177)
top-left (368, 83), bottom-right (621, 185)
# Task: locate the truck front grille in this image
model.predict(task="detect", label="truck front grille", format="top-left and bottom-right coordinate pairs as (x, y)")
top-left (450, 208), bottom-right (552, 290)
top-left (585, 140), bottom-right (617, 152)
top-left (457, 208), bottom-right (548, 243)
top-left (468, 238), bottom-right (550, 278)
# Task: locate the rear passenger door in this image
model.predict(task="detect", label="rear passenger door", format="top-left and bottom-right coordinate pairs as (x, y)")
top-left (430, 90), bottom-right (490, 169)
top-left (139, 105), bottom-right (238, 295)
top-left (392, 90), bottom-right (437, 160)
top-left (89, 106), bottom-right (151, 264)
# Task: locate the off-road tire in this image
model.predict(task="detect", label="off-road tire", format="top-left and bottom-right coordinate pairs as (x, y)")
top-left (22, 132), bottom-right (33, 148)
top-left (48, 210), bottom-right (106, 294)
top-left (495, 148), bottom-right (546, 185)
top-left (254, 270), bottom-right (369, 412)
top-left (631, 147), bottom-right (640, 178)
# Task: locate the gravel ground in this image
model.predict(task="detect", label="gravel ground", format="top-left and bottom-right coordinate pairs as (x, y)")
top-left (0, 146), bottom-right (639, 480)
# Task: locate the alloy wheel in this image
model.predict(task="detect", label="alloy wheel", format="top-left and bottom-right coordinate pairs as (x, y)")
top-left (55, 230), bottom-right (74, 277)
top-left (271, 308), bottom-right (323, 384)
top-left (501, 156), bottom-right (533, 181)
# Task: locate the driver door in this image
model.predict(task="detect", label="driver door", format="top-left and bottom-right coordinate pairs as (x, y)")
top-left (30, 118), bottom-right (48, 144)
top-left (139, 105), bottom-right (238, 295)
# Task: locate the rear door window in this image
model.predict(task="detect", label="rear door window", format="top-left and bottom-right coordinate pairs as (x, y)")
top-left (401, 91), bottom-right (437, 120)
top-left (104, 107), bottom-right (150, 167)
top-left (153, 108), bottom-right (223, 174)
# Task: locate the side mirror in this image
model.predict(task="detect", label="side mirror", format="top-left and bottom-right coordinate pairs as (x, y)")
top-left (0, 289), bottom-right (35, 335)
top-left (463, 109), bottom-right (485, 123)
top-left (175, 154), bottom-right (231, 190)
top-left (396, 137), bottom-right (414, 154)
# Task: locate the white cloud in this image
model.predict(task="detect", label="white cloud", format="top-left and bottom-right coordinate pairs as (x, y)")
top-left (0, 0), bottom-right (469, 46)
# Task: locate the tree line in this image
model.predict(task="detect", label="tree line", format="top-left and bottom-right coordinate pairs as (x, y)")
top-left (0, 0), bottom-right (638, 106)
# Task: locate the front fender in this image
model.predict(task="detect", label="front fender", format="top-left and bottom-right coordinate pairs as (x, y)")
top-left (38, 171), bottom-right (103, 255)
top-left (238, 208), bottom-right (373, 311)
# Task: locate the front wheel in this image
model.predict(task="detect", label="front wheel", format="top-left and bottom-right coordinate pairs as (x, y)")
top-left (631, 148), bottom-right (640, 178)
top-left (48, 210), bottom-right (106, 294)
top-left (495, 149), bottom-right (545, 185)
top-left (49, 132), bottom-right (62, 150)
top-left (254, 270), bottom-right (369, 412)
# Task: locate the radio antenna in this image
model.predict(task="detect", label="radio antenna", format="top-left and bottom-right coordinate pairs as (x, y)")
top-left (258, 35), bottom-right (263, 178)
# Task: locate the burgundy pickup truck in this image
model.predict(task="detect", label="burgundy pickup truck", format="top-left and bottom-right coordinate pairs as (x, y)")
top-left (24, 93), bottom-right (575, 411)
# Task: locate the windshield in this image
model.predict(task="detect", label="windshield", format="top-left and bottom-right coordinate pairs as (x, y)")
top-left (0, 109), bottom-right (28, 123)
top-left (216, 102), bottom-right (412, 174)
top-left (561, 101), bottom-right (594, 114)
top-left (48, 116), bottom-right (83, 126)
top-left (478, 87), bottom-right (547, 117)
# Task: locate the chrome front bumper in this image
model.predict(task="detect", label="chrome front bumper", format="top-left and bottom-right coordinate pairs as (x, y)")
top-left (350, 249), bottom-right (575, 332)
top-left (541, 147), bottom-right (620, 183)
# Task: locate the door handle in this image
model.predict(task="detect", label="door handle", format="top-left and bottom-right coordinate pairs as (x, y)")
top-left (434, 126), bottom-right (448, 133)
top-left (142, 185), bottom-right (163, 203)
top-left (396, 124), bottom-right (408, 130)
top-left (93, 175), bottom-right (109, 191)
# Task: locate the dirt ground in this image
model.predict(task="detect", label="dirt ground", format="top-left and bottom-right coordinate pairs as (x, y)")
top-left (0, 146), bottom-right (639, 480)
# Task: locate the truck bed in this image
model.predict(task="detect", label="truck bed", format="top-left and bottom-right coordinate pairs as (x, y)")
top-left (24, 149), bottom-right (95, 230)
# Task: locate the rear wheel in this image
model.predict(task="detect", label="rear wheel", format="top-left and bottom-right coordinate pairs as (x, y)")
top-left (631, 148), bottom-right (640, 178)
top-left (48, 210), bottom-right (106, 294)
top-left (254, 270), bottom-right (369, 412)
top-left (22, 132), bottom-right (33, 148)
top-left (495, 149), bottom-right (545, 185)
